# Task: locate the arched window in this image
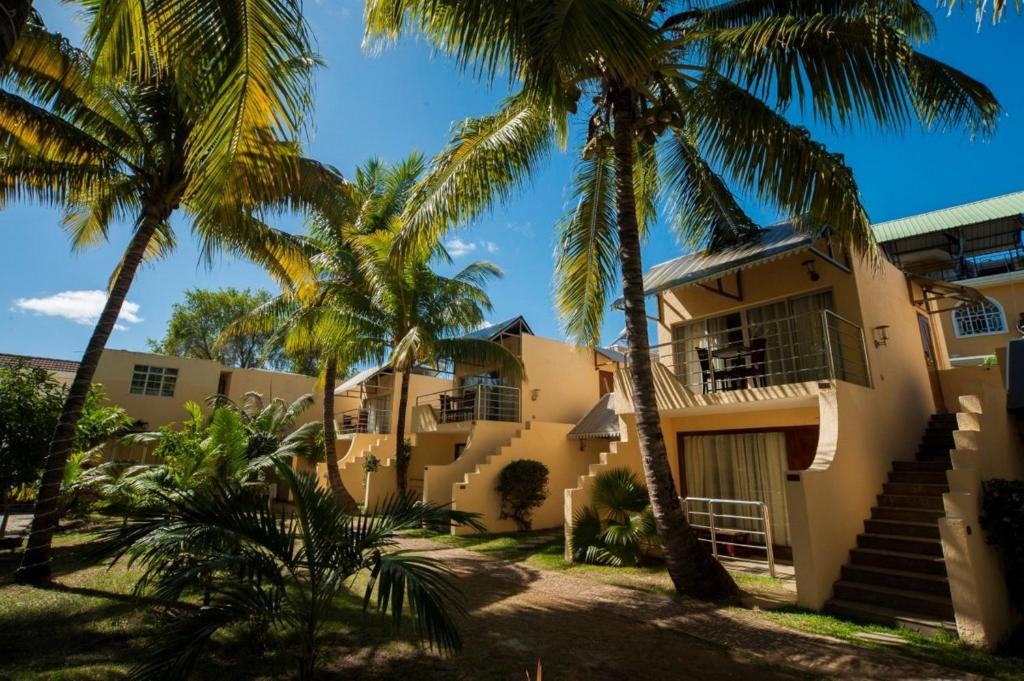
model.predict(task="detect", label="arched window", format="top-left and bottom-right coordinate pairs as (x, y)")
top-left (953, 297), bottom-right (1007, 338)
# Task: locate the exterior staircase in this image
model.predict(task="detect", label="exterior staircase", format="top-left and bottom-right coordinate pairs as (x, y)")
top-left (825, 412), bottom-right (958, 635)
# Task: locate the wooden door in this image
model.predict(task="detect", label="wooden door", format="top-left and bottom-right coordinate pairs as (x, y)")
top-left (917, 313), bottom-right (946, 412)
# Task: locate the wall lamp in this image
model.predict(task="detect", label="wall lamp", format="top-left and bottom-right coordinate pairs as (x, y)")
top-left (802, 259), bottom-right (821, 282)
top-left (873, 325), bottom-right (891, 348)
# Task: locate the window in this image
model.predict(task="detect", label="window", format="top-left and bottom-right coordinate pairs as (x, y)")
top-left (130, 365), bottom-right (178, 397)
top-left (953, 298), bottom-right (1007, 338)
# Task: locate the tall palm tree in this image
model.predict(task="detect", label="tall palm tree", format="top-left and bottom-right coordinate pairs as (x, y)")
top-left (364, 0), bottom-right (1000, 600)
top-left (0, 1), bottom-right (33, 62)
top-left (5, 16), bottom-right (318, 583)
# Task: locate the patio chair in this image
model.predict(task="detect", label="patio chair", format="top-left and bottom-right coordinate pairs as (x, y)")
top-left (696, 347), bottom-right (715, 393)
top-left (735, 337), bottom-right (768, 387)
top-left (439, 394), bottom-right (451, 423)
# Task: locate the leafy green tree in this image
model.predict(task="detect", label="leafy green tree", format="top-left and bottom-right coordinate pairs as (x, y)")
top-left (96, 459), bottom-right (483, 680)
top-left (365, 0), bottom-right (1000, 601)
top-left (149, 287), bottom-right (282, 369)
top-left (4, 7), bottom-right (323, 581)
top-left (495, 459), bottom-right (549, 531)
top-left (0, 362), bottom-right (63, 536)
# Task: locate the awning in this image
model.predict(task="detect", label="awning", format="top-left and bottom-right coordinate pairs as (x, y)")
top-left (874, 190), bottom-right (1024, 242)
top-left (334, 365), bottom-right (385, 395)
top-left (568, 393), bottom-right (620, 440)
top-left (905, 272), bottom-right (989, 311)
top-left (612, 223), bottom-right (824, 307)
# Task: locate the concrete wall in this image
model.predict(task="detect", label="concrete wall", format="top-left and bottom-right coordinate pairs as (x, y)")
top-left (519, 335), bottom-right (605, 424)
top-left (449, 421), bottom-right (603, 535)
top-left (422, 421), bottom-right (521, 507)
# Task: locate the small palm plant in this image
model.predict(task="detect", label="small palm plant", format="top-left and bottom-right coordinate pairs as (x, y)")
top-left (97, 459), bottom-right (483, 680)
top-left (571, 468), bottom-right (658, 567)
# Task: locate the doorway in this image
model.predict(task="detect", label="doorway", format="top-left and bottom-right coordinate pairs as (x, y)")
top-left (917, 313), bottom-right (946, 412)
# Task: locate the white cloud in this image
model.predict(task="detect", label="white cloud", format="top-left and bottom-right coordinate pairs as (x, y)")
top-left (484, 241), bottom-right (499, 254)
top-left (13, 290), bottom-right (143, 331)
top-left (446, 238), bottom-right (478, 258)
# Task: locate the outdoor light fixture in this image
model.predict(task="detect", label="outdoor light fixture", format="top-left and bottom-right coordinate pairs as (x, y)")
top-left (873, 325), bottom-right (891, 348)
top-left (802, 259), bottom-right (821, 282)
top-left (531, 388), bottom-right (541, 401)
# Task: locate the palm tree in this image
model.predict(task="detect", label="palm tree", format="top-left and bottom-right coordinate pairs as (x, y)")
top-left (6, 16), bottom-right (319, 582)
top-left (364, 0), bottom-right (1000, 600)
top-left (0, 1), bottom-right (33, 62)
top-left (207, 391), bottom-right (319, 461)
top-left (96, 458), bottom-right (483, 680)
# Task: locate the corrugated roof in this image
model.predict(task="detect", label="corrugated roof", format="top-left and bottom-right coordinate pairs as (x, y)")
top-left (595, 347), bottom-right (625, 364)
top-left (334, 364), bottom-right (385, 395)
top-left (464, 315), bottom-right (533, 341)
top-left (617, 224), bottom-right (818, 305)
top-left (568, 393), bottom-right (620, 439)
top-left (874, 191), bottom-right (1024, 242)
top-left (0, 352), bottom-right (80, 374)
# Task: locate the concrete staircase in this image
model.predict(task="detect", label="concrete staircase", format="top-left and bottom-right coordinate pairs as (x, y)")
top-left (826, 413), bottom-right (958, 635)
top-left (338, 435), bottom-right (393, 506)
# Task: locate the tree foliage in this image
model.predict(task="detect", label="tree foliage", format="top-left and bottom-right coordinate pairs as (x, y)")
top-left (148, 287), bottom-right (294, 370)
top-left (571, 468), bottom-right (658, 567)
top-left (0, 362), bottom-right (65, 505)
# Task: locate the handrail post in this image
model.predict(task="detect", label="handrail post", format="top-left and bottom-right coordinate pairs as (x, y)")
top-left (821, 310), bottom-right (836, 381)
top-left (759, 501), bottom-right (776, 579)
top-left (707, 500), bottom-right (719, 560)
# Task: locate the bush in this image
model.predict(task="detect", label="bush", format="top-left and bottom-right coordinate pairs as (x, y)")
top-left (495, 459), bottom-right (549, 531)
top-left (571, 467), bottom-right (657, 566)
top-left (980, 479), bottom-right (1024, 610)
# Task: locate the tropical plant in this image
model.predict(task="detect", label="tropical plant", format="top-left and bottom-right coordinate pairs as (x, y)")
top-left (980, 479), bottom-right (1024, 611)
top-left (571, 468), bottom-right (657, 567)
top-left (207, 391), bottom-right (320, 462)
top-left (0, 1), bottom-right (34, 63)
top-left (365, 0), bottom-right (1000, 601)
top-left (5, 8), bottom-right (322, 581)
top-left (96, 458), bottom-right (483, 680)
top-left (0, 360), bottom-right (64, 536)
top-left (496, 459), bottom-right (549, 532)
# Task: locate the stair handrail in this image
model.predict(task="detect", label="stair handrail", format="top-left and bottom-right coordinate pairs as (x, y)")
top-left (681, 496), bottom-right (776, 578)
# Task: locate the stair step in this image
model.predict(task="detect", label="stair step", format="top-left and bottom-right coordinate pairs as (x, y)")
top-left (870, 505), bottom-right (945, 523)
top-left (917, 446), bottom-right (954, 460)
top-left (858, 533), bottom-right (944, 556)
top-left (832, 581), bottom-right (955, 619)
top-left (841, 564), bottom-right (951, 596)
top-left (878, 493), bottom-right (945, 510)
top-left (892, 460), bottom-right (950, 473)
top-left (864, 519), bottom-right (940, 539)
top-left (888, 470), bottom-right (948, 485)
top-left (825, 599), bottom-right (957, 637)
top-left (882, 482), bottom-right (948, 497)
top-left (850, 547), bottom-right (948, 575)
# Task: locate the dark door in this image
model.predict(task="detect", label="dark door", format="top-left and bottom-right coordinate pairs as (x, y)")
top-left (917, 313), bottom-right (946, 412)
top-left (598, 370), bottom-right (614, 397)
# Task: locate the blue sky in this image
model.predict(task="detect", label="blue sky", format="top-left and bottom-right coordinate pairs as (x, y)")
top-left (1, 1), bottom-right (1021, 361)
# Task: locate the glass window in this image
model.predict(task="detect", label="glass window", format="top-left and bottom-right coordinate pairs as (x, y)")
top-left (953, 298), bottom-right (1007, 338)
top-left (130, 365), bottom-right (178, 397)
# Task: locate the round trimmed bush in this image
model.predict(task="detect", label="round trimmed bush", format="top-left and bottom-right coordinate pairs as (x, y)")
top-left (495, 459), bottom-right (549, 531)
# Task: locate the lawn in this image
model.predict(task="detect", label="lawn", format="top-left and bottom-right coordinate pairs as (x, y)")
top-left (412, 528), bottom-right (1024, 681)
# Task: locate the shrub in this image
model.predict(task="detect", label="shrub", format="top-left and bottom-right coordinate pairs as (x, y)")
top-left (363, 453), bottom-right (380, 475)
top-left (980, 479), bottom-right (1024, 610)
top-left (571, 467), bottom-right (658, 566)
top-left (496, 459), bottom-right (549, 531)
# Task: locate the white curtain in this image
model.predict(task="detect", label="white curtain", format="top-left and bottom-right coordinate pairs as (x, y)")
top-left (683, 432), bottom-right (791, 546)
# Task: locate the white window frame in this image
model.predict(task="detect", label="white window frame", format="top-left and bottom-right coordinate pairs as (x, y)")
top-left (952, 297), bottom-right (1008, 338)
top-left (130, 364), bottom-right (179, 397)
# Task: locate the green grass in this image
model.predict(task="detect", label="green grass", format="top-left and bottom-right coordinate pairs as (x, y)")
top-left (417, 529), bottom-right (1024, 681)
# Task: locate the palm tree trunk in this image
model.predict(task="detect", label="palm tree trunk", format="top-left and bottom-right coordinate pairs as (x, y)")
top-left (393, 369), bottom-right (411, 495)
top-left (322, 357), bottom-right (357, 510)
top-left (0, 0), bottom-right (32, 62)
top-left (0, 488), bottom-right (10, 537)
top-left (15, 211), bottom-right (162, 584)
top-left (610, 88), bottom-right (739, 602)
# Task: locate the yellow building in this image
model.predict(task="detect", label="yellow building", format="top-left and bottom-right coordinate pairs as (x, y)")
top-left (327, 317), bottom-right (621, 532)
top-left (564, 224), bottom-right (1022, 648)
top-left (877, 191), bottom-right (1024, 365)
top-left (0, 349), bottom-right (320, 461)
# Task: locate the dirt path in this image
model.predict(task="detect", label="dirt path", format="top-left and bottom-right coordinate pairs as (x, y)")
top-left (395, 537), bottom-right (986, 681)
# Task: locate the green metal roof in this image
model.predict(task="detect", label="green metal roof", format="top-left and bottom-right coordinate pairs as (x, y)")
top-left (873, 191), bottom-right (1024, 242)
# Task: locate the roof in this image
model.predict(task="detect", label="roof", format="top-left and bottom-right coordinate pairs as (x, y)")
top-left (464, 316), bottom-right (533, 341)
top-left (595, 346), bottom-right (625, 364)
top-left (568, 393), bottom-right (620, 440)
top-left (620, 224), bottom-right (819, 304)
top-left (874, 191), bottom-right (1024, 242)
top-left (0, 352), bottom-right (80, 374)
top-left (335, 364), bottom-right (385, 395)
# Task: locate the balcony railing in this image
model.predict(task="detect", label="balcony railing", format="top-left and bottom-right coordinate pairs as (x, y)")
top-left (647, 309), bottom-right (871, 394)
top-left (337, 407), bottom-right (391, 435)
top-left (416, 384), bottom-right (521, 424)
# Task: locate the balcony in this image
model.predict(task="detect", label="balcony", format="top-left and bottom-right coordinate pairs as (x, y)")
top-left (650, 310), bottom-right (871, 394)
top-left (337, 407), bottom-right (391, 435)
top-left (415, 384), bottom-right (521, 424)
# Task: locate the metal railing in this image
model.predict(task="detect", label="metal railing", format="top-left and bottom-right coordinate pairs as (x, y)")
top-left (337, 407), bottom-right (391, 435)
top-left (647, 309), bottom-right (871, 394)
top-left (682, 497), bottom-right (776, 578)
top-left (415, 384), bottom-right (521, 424)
